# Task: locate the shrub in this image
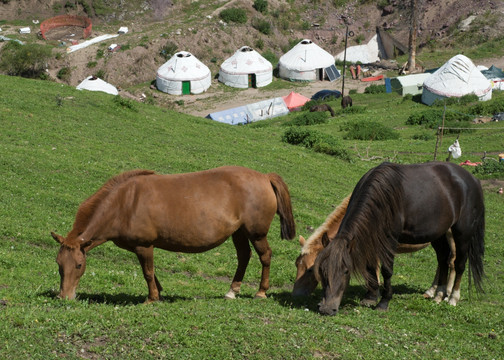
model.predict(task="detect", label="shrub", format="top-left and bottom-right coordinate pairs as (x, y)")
top-left (113, 95), bottom-right (137, 112)
top-left (56, 67), bottom-right (71, 81)
top-left (282, 127), bottom-right (351, 161)
top-left (364, 84), bottom-right (386, 94)
top-left (160, 41), bottom-right (178, 60)
top-left (341, 120), bottom-right (399, 140)
top-left (253, 0), bottom-right (268, 13)
top-left (219, 8), bottom-right (247, 24)
top-left (412, 133), bottom-right (435, 141)
top-left (472, 160), bottom-right (504, 177)
top-left (284, 111), bottom-right (329, 126)
top-left (0, 42), bottom-right (52, 78)
top-left (406, 109), bottom-right (473, 128)
top-left (253, 18), bottom-right (271, 35)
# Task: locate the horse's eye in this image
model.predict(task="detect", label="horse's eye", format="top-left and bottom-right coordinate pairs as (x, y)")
top-left (307, 268), bottom-right (313, 273)
top-left (76, 264), bottom-right (82, 269)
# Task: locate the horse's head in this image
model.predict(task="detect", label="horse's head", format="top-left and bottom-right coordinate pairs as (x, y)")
top-left (51, 232), bottom-right (92, 300)
top-left (292, 236), bottom-right (319, 297)
top-left (313, 233), bottom-right (352, 316)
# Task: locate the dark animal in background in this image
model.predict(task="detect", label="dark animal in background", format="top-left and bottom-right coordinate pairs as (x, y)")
top-left (310, 104), bottom-right (335, 117)
top-left (341, 95), bottom-right (353, 109)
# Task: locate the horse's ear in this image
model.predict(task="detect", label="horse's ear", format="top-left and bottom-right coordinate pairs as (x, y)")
top-left (321, 232), bottom-right (331, 248)
top-left (299, 235), bottom-right (306, 247)
top-left (80, 238), bottom-right (94, 251)
top-left (51, 232), bottom-right (65, 244)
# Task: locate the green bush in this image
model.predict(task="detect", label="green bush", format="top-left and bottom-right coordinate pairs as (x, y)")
top-left (406, 109), bottom-right (473, 128)
top-left (364, 84), bottom-right (386, 94)
top-left (160, 41), bottom-right (178, 60)
top-left (284, 111), bottom-right (329, 126)
top-left (0, 42), bottom-right (52, 78)
top-left (341, 120), bottom-right (399, 140)
top-left (253, 19), bottom-right (271, 35)
top-left (282, 127), bottom-right (351, 161)
top-left (56, 67), bottom-right (71, 81)
top-left (219, 8), bottom-right (247, 24)
top-left (412, 133), bottom-right (435, 141)
top-left (432, 94), bottom-right (479, 106)
top-left (253, 0), bottom-right (268, 13)
top-left (473, 160), bottom-right (504, 176)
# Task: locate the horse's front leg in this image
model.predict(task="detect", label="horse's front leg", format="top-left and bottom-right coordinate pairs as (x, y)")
top-left (360, 264), bottom-right (380, 307)
top-left (251, 236), bottom-right (272, 299)
top-left (134, 245), bottom-right (162, 303)
top-left (376, 259), bottom-right (394, 311)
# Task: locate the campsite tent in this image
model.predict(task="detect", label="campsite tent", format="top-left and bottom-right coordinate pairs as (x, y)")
top-left (156, 51), bottom-right (211, 95)
top-left (282, 91), bottom-right (310, 110)
top-left (335, 34), bottom-right (381, 64)
top-left (218, 46), bottom-right (273, 88)
top-left (76, 76), bottom-right (118, 95)
top-left (390, 73), bottom-right (432, 96)
top-left (207, 105), bottom-right (252, 125)
top-left (278, 39), bottom-right (336, 81)
top-left (422, 54), bottom-right (492, 106)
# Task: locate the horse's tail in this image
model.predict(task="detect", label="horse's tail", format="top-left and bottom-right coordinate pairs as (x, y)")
top-left (468, 202), bottom-right (485, 293)
top-left (268, 173), bottom-right (296, 240)
top-left (327, 105), bottom-right (335, 117)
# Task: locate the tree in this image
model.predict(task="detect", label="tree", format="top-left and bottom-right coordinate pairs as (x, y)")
top-left (0, 42), bottom-right (52, 78)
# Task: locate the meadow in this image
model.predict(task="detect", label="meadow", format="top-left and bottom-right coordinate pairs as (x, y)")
top-left (0, 74), bottom-right (503, 359)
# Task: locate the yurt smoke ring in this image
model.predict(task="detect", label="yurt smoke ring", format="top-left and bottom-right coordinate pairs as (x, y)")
top-left (40, 15), bottom-right (92, 40)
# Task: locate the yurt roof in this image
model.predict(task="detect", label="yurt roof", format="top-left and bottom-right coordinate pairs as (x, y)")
top-left (76, 76), bottom-right (118, 95)
top-left (423, 54), bottom-right (492, 98)
top-left (220, 46), bottom-right (272, 75)
top-left (279, 39), bottom-right (334, 71)
top-left (157, 51), bottom-right (210, 81)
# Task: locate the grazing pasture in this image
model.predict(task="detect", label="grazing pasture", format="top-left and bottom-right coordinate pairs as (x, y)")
top-left (0, 75), bottom-right (503, 359)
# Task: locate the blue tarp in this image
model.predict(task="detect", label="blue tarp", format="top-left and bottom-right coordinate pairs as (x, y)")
top-left (207, 105), bottom-right (252, 125)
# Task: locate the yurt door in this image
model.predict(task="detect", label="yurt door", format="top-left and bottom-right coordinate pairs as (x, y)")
top-left (182, 81), bottom-right (191, 95)
top-left (248, 74), bottom-right (257, 88)
top-left (318, 68), bottom-right (324, 80)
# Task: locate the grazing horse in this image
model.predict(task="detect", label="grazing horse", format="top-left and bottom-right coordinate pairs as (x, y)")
top-left (341, 95), bottom-right (353, 109)
top-left (314, 162), bottom-right (484, 315)
top-left (51, 166), bottom-right (296, 302)
top-left (292, 196), bottom-right (456, 301)
top-left (310, 104), bottom-right (335, 117)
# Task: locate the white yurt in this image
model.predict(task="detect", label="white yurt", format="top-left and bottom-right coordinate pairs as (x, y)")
top-left (76, 76), bottom-right (118, 95)
top-left (156, 51), bottom-right (211, 95)
top-left (422, 54), bottom-right (492, 106)
top-left (219, 46), bottom-right (273, 88)
top-left (278, 39), bottom-right (335, 81)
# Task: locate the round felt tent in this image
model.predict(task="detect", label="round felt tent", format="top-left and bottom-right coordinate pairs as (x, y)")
top-left (219, 46), bottom-right (273, 88)
top-left (422, 54), bottom-right (492, 106)
top-left (278, 39), bottom-right (335, 81)
top-left (156, 51), bottom-right (211, 95)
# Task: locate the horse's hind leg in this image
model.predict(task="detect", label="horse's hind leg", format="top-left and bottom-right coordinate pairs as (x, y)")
top-left (445, 229), bottom-right (457, 298)
top-left (225, 231), bottom-right (252, 299)
top-left (250, 236), bottom-right (272, 299)
top-left (431, 238), bottom-right (451, 304)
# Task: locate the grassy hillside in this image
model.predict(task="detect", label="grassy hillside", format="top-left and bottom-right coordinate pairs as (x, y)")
top-left (0, 74), bottom-right (503, 359)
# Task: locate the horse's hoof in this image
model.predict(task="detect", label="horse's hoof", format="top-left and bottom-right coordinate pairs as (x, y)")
top-left (375, 302), bottom-right (389, 312)
top-left (253, 293), bottom-right (267, 299)
top-left (360, 298), bottom-right (377, 307)
top-left (224, 289), bottom-right (237, 300)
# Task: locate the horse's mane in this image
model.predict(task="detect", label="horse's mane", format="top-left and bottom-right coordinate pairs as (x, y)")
top-left (301, 194), bottom-right (351, 255)
top-left (338, 163), bottom-right (404, 283)
top-left (67, 170), bottom-right (156, 242)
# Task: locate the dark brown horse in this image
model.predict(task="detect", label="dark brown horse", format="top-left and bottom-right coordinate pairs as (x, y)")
top-left (52, 166), bottom-right (296, 302)
top-left (314, 162), bottom-right (485, 315)
top-left (310, 104), bottom-right (335, 116)
top-left (341, 95), bottom-right (352, 109)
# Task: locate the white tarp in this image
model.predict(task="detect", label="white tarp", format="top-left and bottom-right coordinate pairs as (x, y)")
top-left (335, 34), bottom-right (380, 64)
top-left (390, 73), bottom-right (432, 96)
top-left (67, 34), bottom-right (119, 53)
top-left (278, 39), bottom-right (335, 81)
top-left (422, 54), bottom-right (492, 106)
top-left (76, 76), bottom-right (119, 95)
top-left (218, 46), bottom-right (272, 88)
top-left (156, 51), bottom-right (211, 95)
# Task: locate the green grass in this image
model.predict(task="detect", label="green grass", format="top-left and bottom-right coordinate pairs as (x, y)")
top-left (0, 74), bottom-right (503, 359)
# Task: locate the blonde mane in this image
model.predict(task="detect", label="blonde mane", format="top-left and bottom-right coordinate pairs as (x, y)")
top-left (301, 194), bottom-right (351, 255)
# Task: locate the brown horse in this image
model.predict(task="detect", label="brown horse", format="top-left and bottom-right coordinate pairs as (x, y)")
top-left (292, 195), bottom-right (456, 301)
top-left (341, 95), bottom-right (352, 109)
top-left (314, 162), bottom-right (485, 315)
top-left (51, 166), bottom-right (296, 302)
top-left (310, 104), bottom-right (335, 117)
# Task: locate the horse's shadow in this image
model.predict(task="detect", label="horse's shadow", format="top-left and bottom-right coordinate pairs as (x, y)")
top-left (271, 283), bottom-right (423, 312)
